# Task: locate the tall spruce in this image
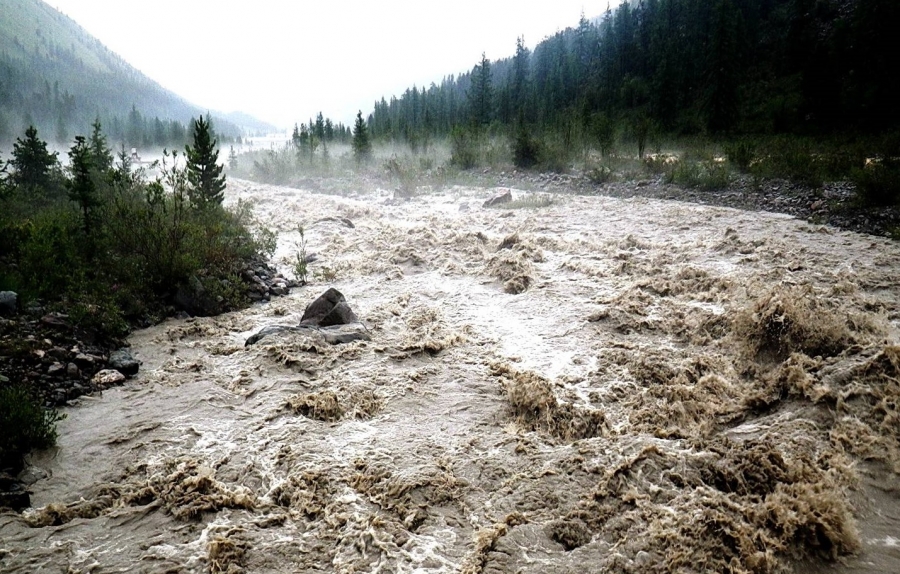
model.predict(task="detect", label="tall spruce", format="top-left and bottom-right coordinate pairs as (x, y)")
top-left (66, 136), bottom-right (99, 235)
top-left (10, 126), bottom-right (58, 192)
top-left (185, 114), bottom-right (226, 208)
top-left (468, 52), bottom-right (493, 127)
top-left (352, 111), bottom-right (372, 164)
top-left (88, 118), bottom-right (114, 173)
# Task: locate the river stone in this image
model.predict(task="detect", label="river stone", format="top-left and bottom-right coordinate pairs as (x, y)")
top-left (483, 190), bottom-right (512, 208)
top-left (93, 369), bottom-right (126, 387)
top-left (300, 288), bottom-right (359, 327)
top-left (245, 323), bottom-right (370, 347)
top-left (109, 349), bottom-right (141, 376)
top-left (0, 291), bottom-right (16, 316)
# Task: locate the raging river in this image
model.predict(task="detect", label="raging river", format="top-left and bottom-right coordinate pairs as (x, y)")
top-left (1, 179), bottom-right (899, 573)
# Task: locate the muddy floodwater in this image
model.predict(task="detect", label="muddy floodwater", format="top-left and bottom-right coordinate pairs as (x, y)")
top-left (2, 179), bottom-right (899, 573)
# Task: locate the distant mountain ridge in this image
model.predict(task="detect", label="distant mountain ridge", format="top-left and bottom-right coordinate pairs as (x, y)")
top-left (0, 0), bottom-right (274, 146)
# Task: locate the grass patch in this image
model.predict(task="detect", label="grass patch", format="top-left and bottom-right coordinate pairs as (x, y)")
top-left (0, 384), bottom-right (64, 468)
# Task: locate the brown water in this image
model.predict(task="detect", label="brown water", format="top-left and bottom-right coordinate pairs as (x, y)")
top-left (1, 180), bottom-right (898, 573)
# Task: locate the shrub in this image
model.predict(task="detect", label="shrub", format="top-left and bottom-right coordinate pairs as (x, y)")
top-left (586, 165), bottom-right (613, 184)
top-left (450, 126), bottom-right (478, 169)
top-left (0, 384), bottom-right (64, 467)
top-left (512, 129), bottom-right (541, 169)
top-left (851, 159), bottom-right (900, 206)
top-left (724, 140), bottom-right (756, 173)
top-left (753, 139), bottom-right (824, 188)
top-left (666, 160), bottom-right (731, 191)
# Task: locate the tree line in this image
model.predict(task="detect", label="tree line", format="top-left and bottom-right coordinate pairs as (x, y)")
top-left (366, 0), bottom-right (899, 143)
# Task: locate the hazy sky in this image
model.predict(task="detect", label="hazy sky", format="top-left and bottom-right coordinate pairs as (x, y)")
top-left (47, 1), bottom-right (604, 129)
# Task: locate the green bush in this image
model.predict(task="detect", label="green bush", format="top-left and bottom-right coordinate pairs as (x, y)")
top-left (512, 129), bottom-right (541, 169)
top-left (724, 140), bottom-right (756, 173)
top-left (587, 165), bottom-right (613, 184)
top-left (450, 126), bottom-right (478, 169)
top-left (666, 160), bottom-right (731, 191)
top-left (851, 159), bottom-right (900, 206)
top-left (0, 384), bottom-right (64, 466)
top-left (753, 139), bottom-right (824, 188)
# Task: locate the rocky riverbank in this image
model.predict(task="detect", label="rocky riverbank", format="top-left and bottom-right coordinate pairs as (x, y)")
top-left (487, 170), bottom-right (900, 239)
top-left (0, 261), bottom-right (296, 410)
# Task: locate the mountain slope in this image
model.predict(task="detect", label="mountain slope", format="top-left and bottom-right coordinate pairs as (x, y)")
top-left (0, 0), bottom-right (268, 145)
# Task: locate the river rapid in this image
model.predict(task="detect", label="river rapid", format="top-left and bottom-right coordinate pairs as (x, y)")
top-left (2, 179), bottom-right (899, 573)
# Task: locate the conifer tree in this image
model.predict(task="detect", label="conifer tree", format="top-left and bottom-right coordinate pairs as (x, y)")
top-left (66, 136), bottom-right (99, 235)
top-left (468, 52), bottom-right (493, 127)
top-left (89, 118), bottom-right (114, 173)
top-left (185, 114), bottom-right (226, 208)
top-left (352, 111), bottom-right (372, 164)
top-left (10, 126), bottom-right (58, 192)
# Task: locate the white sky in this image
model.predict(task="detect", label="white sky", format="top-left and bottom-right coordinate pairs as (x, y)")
top-left (46, 1), bottom-right (603, 129)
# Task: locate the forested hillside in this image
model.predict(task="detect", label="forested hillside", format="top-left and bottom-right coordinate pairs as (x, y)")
top-left (0, 0), bottom-right (270, 147)
top-left (368, 0), bottom-right (898, 142)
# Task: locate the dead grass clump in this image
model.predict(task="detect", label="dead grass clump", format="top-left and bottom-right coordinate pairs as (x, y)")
top-left (349, 459), bottom-right (465, 531)
top-left (491, 362), bottom-right (607, 441)
top-left (286, 388), bottom-right (381, 422)
top-left (269, 470), bottom-right (332, 518)
top-left (733, 286), bottom-right (853, 361)
top-left (207, 528), bottom-right (248, 574)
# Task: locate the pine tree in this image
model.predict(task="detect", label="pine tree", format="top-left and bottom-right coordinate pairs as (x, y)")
top-left (468, 52), bottom-right (493, 127)
top-left (185, 115), bottom-right (226, 208)
top-left (352, 111), bottom-right (372, 164)
top-left (228, 146), bottom-right (238, 170)
top-left (66, 136), bottom-right (99, 235)
top-left (10, 126), bottom-right (58, 192)
top-left (89, 118), bottom-right (114, 173)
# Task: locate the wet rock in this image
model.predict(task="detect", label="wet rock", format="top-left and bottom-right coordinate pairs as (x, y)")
top-left (74, 353), bottom-right (97, 368)
top-left (0, 473), bottom-right (31, 511)
top-left (109, 349), bottom-right (141, 376)
top-left (483, 190), bottom-right (513, 208)
top-left (92, 369), bottom-right (126, 387)
top-left (244, 325), bottom-right (301, 346)
top-left (40, 313), bottom-right (69, 328)
top-left (300, 288), bottom-right (359, 327)
top-left (0, 483), bottom-right (30, 511)
top-left (47, 362), bottom-right (65, 377)
top-left (17, 466), bottom-right (47, 486)
top-left (320, 324), bottom-right (371, 345)
top-left (0, 291), bottom-right (17, 316)
top-left (66, 362), bottom-right (79, 377)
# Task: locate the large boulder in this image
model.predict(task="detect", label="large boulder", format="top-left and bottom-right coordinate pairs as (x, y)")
top-left (300, 288), bottom-right (359, 327)
top-left (109, 349), bottom-right (141, 377)
top-left (0, 291), bottom-right (17, 316)
top-left (483, 190), bottom-right (513, 208)
top-left (245, 289), bottom-right (369, 347)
